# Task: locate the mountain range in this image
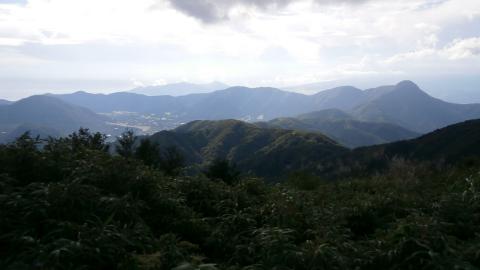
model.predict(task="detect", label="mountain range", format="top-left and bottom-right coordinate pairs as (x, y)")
top-left (130, 81), bottom-right (229, 96)
top-left (0, 99), bottom-right (11, 106)
top-left (1, 94), bottom-right (478, 176)
top-left (0, 95), bottom-right (115, 142)
top-left (352, 81), bottom-right (480, 133)
top-left (144, 118), bottom-right (480, 178)
top-left (258, 109), bottom-right (419, 148)
top-left (148, 119), bottom-right (347, 177)
top-left (53, 86), bottom-right (310, 120)
top-left (53, 80), bottom-right (480, 134)
top-left (2, 79), bottom-right (479, 149)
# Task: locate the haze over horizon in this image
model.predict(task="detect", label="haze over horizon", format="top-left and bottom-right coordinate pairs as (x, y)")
top-left (0, 0), bottom-right (479, 101)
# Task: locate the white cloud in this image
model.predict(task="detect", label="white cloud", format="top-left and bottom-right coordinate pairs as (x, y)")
top-left (0, 37), bottom-right (26, 46)
top-left (444, 37), bottom-right (480, 59)
top-left (0, 0), bottom-right (479, 98)
top-left (162, 0), bottom-right (373, 23)
top-left (384, 49), bottom-right (437, 64)
top-left (385, 36), bottom-right (480, 63)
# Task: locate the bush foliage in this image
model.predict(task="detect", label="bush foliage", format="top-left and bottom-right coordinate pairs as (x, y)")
top-left (1, 130), bottom-right (480, 269)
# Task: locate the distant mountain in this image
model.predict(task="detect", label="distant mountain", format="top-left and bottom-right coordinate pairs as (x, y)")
top-left (296, 109), bottom-right (354, 121)
top-left (130, 81), bottom-right (229, 96)
top-left (147, 119), bottom-right (347, 177)
top-left (54, 80), bottom-right (480, 134)
top-left (183, 87), bottom-right (313, 121)
top-left (259, 109), bottom-right (419, 148)
top-left (2, 123), bottom-right (62, 142)
top-left (287, 81), bottom-right (480, 133)
top-left (54, 87), bottom-right (314, 120)
top-left (0, 99), bottom-right (12, 106)
top-left (52, 86), bottom-right (387, 122)
top-left (310, 86), bottom-right (368, 111)
top-left (0, 95), bottom-right (114, 142)
top-left (353, 81), bottom-right (480, 133)
top-left (53, 91), bottom-right (184, 114)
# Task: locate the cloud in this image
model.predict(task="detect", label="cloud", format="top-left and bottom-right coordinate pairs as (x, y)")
top-left (444, 37), bottom-right (480, 59)
top-left (165, 0), bottom-right (370, 23)
top-left (385, 37), bottom-right (480, 63)
top-left (167, 0), bottom-right (222, 23)
top-left (0, 37), bottom-right (26, 46)
top-left (0, 0), bottom-right (27, 5)
top-left (0, 0), bottom-right (479, 99)
top-left (384, 49), bottom-right (436, 64)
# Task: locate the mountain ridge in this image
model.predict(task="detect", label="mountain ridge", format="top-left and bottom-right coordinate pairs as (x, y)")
top-left (353, 80), bottom-right (480, 133)
top-left (0, 99), bottom-right (11, 105)
top-left (0, 95), bottom-right (116, 142)
top-left (148, 119), bottom-right (347, 177)
top-left (130, 81), bottom-right (229, 96)
top-left (259, 109), bottom-right (420, 148)
top-left (49, 80), bottom-right (480, 134)
top-left (143, 117), bottom-right (480, 178)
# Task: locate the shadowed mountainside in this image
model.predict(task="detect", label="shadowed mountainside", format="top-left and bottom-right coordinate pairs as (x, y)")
top-left (258, 109), bottom-right (419, 148)
top-left (144, 118), bottom-right (480, 178)
top-left (147, 119), bottom-right (348, 177)
top-left (352, 119), bottom-right (480, 165)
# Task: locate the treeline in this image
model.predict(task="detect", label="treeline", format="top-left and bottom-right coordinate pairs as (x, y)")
top-left (1, 129), bottom-right (480, 269)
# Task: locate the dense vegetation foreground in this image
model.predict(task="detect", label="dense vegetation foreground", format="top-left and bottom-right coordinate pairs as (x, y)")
top-left (1, 130), bottom-right (480, 269)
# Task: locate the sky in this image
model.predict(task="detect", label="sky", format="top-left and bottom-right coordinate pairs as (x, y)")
top-left (0, 0), bottom-right (479, 101)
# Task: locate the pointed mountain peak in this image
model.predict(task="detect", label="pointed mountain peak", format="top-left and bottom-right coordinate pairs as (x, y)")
top-left (71, 90), bottom-right (90, 95)
top-left (390, 80), bottom-right (429, 98)
top-left (395, 80), bottom-right (420, 90)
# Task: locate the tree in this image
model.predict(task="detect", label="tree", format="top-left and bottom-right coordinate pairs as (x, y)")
top-left (0, 132), bottom-right (43, 184)
top-left (134, 138), bottom-right (161, 167)
top-left (159, 146), bottom-right (185, 177)
top-left (204, 158), bottom-right (240, 185)
top-left (134, 141), bottom-right (184, 176)
top-left (116, 130), bottom-right (136, 158)
top-left (69, 128), bottom-right (108, 152)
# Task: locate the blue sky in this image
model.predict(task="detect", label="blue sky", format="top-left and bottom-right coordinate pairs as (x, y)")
top-left (0, 0), bottom-right (479, 101)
